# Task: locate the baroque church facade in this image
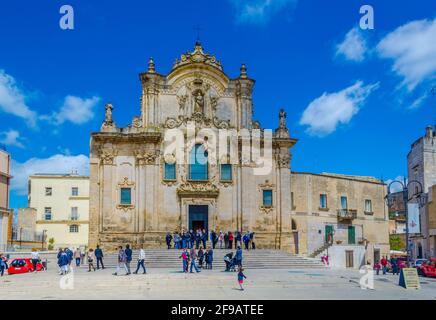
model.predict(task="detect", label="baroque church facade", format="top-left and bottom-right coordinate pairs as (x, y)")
top-left (89, 42), bottom-right (297, 251)
top-left (89, 43), bottom-right (389, 265)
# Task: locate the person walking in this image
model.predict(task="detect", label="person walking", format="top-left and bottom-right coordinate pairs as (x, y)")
top-left (206, 247), bottom-right (214, 269)
top-left (390, 256), bottom-right (399, 275)
top-left (125, 244), bottom-right (132, 275)
top-left (58, 249), bottom-right (69, 275)
top-left (228, 232), bottom-right (234, 249)
top-left (189, 248), bottom-right (200, 273)
top-left (87, 249), bottom-right (96, 272)
top-left (73, 248), bottom-right (81, 267)
top-left (133, 245), bottom-right (146, 274)
top-left (95, 245), bottom-right (105, 269)
top-left (235, 246), bottom-right (243, 267)
top-left (380, 256), bottom-right (388, 275)
top-left (113, 246), bottom-right (128, 276)
top-left (237, 266), bottom-right (247, 291)
top-left (166, 232), bottom-right (173, 249)
top-left (179, 249), bottom-right (189, 273)
top-left (0, 253), bottom-right (7, 276)
top-left (219, 231), bottom-right (224, 249)
top-left (31, 250), bottom-right (40, 272)
top-left (374, 260), bottom-right (381, 276)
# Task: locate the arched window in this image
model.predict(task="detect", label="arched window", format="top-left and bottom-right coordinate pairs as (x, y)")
top-left (189, 144), bottom-right (208, 180)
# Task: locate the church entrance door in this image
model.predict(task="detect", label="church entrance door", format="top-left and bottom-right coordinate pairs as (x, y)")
top-left (189, 205), bottom-right (209, 232)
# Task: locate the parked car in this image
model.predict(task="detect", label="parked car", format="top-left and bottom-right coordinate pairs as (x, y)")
top-left (7, 258), bottom-right (44, 275)
top-left (412, 259), bottom-right (427, 268)
top-left (417, 258), bottom-right (436, 277)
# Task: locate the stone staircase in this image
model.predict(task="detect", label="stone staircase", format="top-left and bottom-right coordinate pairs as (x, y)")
top-left (309, 243), bottom-right (332, 259)
top-left (100, 249), bottom-right (326, 269)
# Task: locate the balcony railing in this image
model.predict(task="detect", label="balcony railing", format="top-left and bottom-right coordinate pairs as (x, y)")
top-left (70, 214), bottom-right (79, 221)
top-left (337, 209), bottom-right (357, 221)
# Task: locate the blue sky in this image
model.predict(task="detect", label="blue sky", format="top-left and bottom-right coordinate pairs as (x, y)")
top-left (0, 0), bottom-right (435, 209)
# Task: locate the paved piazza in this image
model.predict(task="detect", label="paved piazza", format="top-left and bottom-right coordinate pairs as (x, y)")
top-left (2, 266), bottom-right (436, 300)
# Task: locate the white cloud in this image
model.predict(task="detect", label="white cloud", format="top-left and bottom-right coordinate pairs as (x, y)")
top-left (300, 81), bottom-right (379, 136)
top-left (377, 17), bottom-right (436, 91)
top-left (0, 130), bottom-right (25, 148)
top-left (229, 0), bottom-right (297, 24)
top-left (336, 27), bottom-right (367, 62)
top-left (10, 154), bottom-right (89, 195)
top-left (0, 70), bottom-right (38, 127)
top-left (47, 95), bottom-right (101, 125)
top-left (408, 93), bottom-right (428, 110)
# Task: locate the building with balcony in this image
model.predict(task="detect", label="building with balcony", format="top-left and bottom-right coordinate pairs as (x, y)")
top-left (28, 173), bottom-right (89, 249)
top-left (0, 147), bottom-right (13, 252)
top-left (291, 172), bottom-right (390, 269)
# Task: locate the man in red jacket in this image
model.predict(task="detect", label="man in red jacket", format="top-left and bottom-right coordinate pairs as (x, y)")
top-left (380, 256), bottom-right (388, 275)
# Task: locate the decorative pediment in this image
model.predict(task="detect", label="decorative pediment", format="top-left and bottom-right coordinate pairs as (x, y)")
top-left (135, 150), bottom-right (158, 165)
top-left (172, 42), bottom-right (223, 72)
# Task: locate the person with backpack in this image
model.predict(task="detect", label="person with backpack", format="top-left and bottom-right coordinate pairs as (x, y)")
top-left (189, 248), bottom-right (200, 273)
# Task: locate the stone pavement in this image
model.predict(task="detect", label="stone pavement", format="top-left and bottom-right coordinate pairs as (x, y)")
top-left (1, 265), bottom-right (436, 300)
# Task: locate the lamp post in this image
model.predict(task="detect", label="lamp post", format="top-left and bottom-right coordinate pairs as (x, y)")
top-left (385, 178), bottom-right (426, 267)
top-left (41, 230), bottom-right (47, 250)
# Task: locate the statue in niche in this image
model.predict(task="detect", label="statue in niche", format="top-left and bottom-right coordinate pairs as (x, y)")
top-left (193, 90), bottom-right (204, 113)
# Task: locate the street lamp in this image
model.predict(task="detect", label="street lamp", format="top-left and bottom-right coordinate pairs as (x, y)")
top-left (385, 178), bottom-right (426, 267)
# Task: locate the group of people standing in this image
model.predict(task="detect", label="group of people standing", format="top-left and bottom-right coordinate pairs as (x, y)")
top-left (57, 245), bottom-right (105, 274)
top-left (166, 229), bottom-right (256, 250)
top-left (373, 256), bottom-right (402, 275)
top-left (179, 247), bottom-right (214, 273)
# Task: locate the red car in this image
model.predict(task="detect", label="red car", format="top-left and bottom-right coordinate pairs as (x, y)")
top-left (417, 258), bottom-right (436, 277)
top-left (7, 258), bottom-right (44, 275)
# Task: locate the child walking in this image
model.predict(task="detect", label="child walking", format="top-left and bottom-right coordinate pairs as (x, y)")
top-left (237, 266), bottom-right (247, 291)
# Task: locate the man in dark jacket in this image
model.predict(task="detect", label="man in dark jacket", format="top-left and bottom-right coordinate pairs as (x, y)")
top-left (210, 230), bottom-right (217, 249)
top-left (125, 244), bottom-right (132, 275)
top-left (165, 233), bottom-right (173, 249)
top-left (95, 245), bottom-right (104, 269)
top-left (201, 229), bottom-right (208, 248)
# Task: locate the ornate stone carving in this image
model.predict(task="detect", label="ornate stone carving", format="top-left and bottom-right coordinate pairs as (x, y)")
top-left (135, 150), bottom-right (158, 165)
top-left (118, 177), bottom-right (135, 187)
top-left (193, 90), bottom-right (204, 113)
top-left (172, 41), bottom-right (223, 72)
top-left (210, 96), bottom-right (219, 111)
top-left (99, 147), bottom-right (118, 165)
top-left (177, 182), bottom-right (219, 198)
top-left (176, 94), bottom-right (188, 111)
top-left (276, 154), bottom-right (291, 168)
top-left (132, 116), bottom-right (142, 128)
top-left (163, 112), bottom-right (231, 130)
